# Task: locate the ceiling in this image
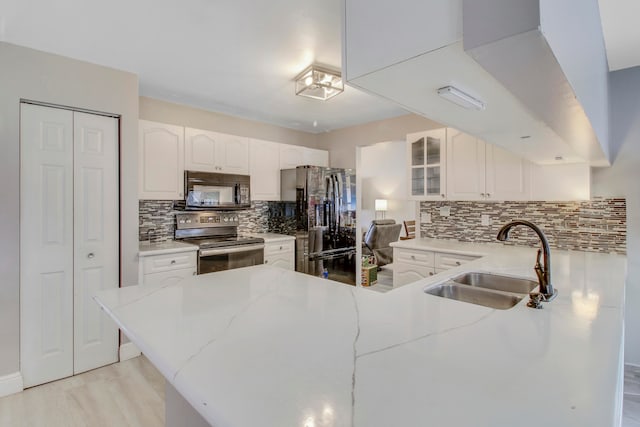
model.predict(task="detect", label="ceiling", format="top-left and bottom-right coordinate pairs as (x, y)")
top-left (1, 1), bottom-right (638, 134)
top-left (598, 0), bottom-right (640, 71)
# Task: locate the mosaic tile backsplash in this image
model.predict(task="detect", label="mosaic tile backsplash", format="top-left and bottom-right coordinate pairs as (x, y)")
top-left (139, 200), bottom-right (271, 243)
top-left (419, 198), bottom-right (626, 254)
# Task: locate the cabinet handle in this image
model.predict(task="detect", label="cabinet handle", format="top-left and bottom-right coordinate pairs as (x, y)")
top-left (429, 272), bottom-right (434, 276)
top-left (480, 193), bottom-right (485, 197)
top-left (279, 246), bottom-right (283, 250)
top-left (441, 194), bottom-right (445, 198)
top-left (87, 253), bottom-right (95, 259)
top-left (486, 193), bottom-right (491, 198)
top-left (171, 260), bottom-right (176, 264)
top-left (265, 260), bottom-right (268, 264)
top-left (455, 261), bottom-right (461, 266)
top-left (411, 255), bottom-right (416, 260)
top-left (192, 272), bottom-right (196, 276)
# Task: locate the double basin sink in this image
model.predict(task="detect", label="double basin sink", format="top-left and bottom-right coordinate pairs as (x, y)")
top-left (425, 272), bottom-right (538, 310)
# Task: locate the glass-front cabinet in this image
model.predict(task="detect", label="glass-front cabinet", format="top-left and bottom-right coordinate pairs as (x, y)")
top-left (407, 128), bottom-right (447, 200)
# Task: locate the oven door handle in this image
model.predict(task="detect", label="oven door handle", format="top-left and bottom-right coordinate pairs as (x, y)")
top-left (199, 244), bottom-right (265, 257)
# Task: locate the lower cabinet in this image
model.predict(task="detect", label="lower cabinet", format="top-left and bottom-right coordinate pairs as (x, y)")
top-left (139, 250), bottom-right (198, 286)
top-left (393, 247), bottom-right (479, 288)
top-left (264, 240), bottom-right (295, 270)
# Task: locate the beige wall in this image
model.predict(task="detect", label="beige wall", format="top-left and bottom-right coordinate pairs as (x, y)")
top-left (0, 42), bottom-right (139, 376)
top-left (139, 97), bottom-right (319, 148)
top-left (316, 114), bottom-right (442, 168)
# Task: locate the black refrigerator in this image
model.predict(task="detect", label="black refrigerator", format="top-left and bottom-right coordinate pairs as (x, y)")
top-left (281, 166), bottom-right (357, 284)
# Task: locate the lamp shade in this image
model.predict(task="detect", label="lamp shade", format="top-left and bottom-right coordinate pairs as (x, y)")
top-left (375, 199), bottom-right (388, 211)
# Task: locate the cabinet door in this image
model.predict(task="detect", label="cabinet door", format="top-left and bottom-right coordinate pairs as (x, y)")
top-left (139, 120), bottom-right (184, 200)
top-left (485, 144), bottom-right (531, 201)
top-left (280, 144), bottom-right (305, 169)
top-left (249, 138), bottom-right (281, 200)
top-left (304, 148), bottom-right (329, 167)
top-left (393, 262), bottom-right (434, 287)
top-left (184, 127), bottom-right (218, 173)
top-left (407, 129), bottom-right (446, 200)
top-left (446, 130), bottom-right (486, 200)
top-left (218, 134), bottom-right (249, 174)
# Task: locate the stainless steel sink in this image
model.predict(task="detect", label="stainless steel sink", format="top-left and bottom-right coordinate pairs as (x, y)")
top-left (451, 272), bottom-right (538, 294)
top-left (425, 284), bottom-right (523, 310)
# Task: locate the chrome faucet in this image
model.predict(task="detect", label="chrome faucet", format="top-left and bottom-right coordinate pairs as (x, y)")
top-left (496, 220), bottom-right (557, 308)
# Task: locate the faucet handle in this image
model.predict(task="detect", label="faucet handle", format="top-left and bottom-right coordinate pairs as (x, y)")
top-left (535, 249), bottom-right (542, 268)
top-left (527, 292), bottom-right (544, 309)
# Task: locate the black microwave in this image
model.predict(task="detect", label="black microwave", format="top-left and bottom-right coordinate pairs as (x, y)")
top-left (184, 171), bottom-right (251, 210)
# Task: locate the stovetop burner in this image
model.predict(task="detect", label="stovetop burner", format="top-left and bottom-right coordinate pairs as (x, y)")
top-left (182, 235), bottom-right (265, 249)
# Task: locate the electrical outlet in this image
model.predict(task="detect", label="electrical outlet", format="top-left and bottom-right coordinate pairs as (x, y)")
top-left (421, 212), bottom-right (432, 223)
top-left (481, 214), bottom-right (491, 226)
top-left (439, 206), bottom-right (451, 217)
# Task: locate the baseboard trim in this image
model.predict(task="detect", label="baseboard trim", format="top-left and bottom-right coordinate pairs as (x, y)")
top-left (0, 372), bottom-right (23, 398)
top-left (119, 342), bottom-right (142, 361)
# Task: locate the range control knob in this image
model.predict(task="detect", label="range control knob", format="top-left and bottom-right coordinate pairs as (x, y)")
top-left (233, 216), bottom-right (238, 221)
top-left (223, 217), bottom-right (229, 222)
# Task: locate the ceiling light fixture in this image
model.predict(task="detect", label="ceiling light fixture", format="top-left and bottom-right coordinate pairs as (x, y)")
top-left (437, 86), bottom-right (485, 110)
top-left (295, 64), bottom-right (344, 101)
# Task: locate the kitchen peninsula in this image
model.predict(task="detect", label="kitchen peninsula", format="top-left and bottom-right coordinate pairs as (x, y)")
top-left (94, 242), bottom-right (626, 427)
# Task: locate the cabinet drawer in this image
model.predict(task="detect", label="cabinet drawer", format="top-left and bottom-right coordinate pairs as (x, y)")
top-left (434, 252), bottom-right (479, 270)
top-left (264, 253), bottom-right (294, 270)
top-left (394, 248), bottom-right (435, 267)
top-left (264, 241), bottom-right (294, 256)
top-left (142, 251), bottom-right (197, 275)
top-left (143, 267), bottom-right (196, 287)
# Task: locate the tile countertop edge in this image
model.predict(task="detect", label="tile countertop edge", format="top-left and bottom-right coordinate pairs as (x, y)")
top-left (96, 241), bottom-right (627, 427)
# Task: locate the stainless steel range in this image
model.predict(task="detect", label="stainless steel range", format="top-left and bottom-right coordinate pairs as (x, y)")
top-left (175, 212), bottom-right (264, 275)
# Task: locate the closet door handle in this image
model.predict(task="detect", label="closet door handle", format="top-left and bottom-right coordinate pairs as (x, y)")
top-left (87, 253), bottom-right (95, 259)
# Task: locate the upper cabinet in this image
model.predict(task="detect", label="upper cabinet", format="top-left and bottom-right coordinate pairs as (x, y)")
top-left (446, 132), bottom-right (531, 201)
top-left (304, 148), bottom-right (329, 167)
top-left (139, 120), bottom-right (184, 200)
top-left (184, 128), bottom-right (249, 174)
top-left (249, 139), bottom-right (281, 201)
top-left (139, 120), bottom-right (329, 201)
top-left (280, 144), bottom-right (329, 169)
top-left (407, 129), bottom-right (447, 201)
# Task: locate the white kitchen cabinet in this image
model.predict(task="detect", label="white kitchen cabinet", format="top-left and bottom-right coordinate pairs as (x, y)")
top-left (280, 144), bottom-right (329, 169)
top-left (392, 246), bottom-right (479, 288)
top-left (279, 144), bottom-right (305, 169)
top-left (407, 128), bottom-right (447, 200)
top-left (139, 120), bottom-right (185, 200)
top-left (139, 250), bottom-right (197, 286)
top-left (264, 240), bottom-right (295, 270)
top-left (485, 144), bottom-right (531, 201)
top-left (419, 127), bottom-right (531, 202)
top-left (249, 138), bottom-right (281, 201)
top-left (304, 148), bottom-right (329, 167)
top-left (185, 127), bottom-right (249, 175)
top-left (446, 129), bottom-right (486, 200)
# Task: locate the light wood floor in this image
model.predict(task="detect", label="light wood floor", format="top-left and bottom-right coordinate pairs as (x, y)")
top-left (0, 356), bottom-right (165, 427)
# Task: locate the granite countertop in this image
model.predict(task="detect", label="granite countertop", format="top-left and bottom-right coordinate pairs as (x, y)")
top-left (96, 241), bottom-right (626, 427)
top-left (138, 240), bottom-right (198, 257)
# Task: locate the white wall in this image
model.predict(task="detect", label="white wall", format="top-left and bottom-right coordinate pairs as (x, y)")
top-left (140, 97), bottom-right (319, 148)
top-left (0, 42), bottom-right (139, 377)
top-left (592, 66), bottom-right (640, 365)
top-left (359, 141), bottom-right (415, 234)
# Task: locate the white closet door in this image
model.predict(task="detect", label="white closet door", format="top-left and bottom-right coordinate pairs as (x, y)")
top-left (20, 104), bottom-right (75, 388)
top-left (73, 112), bottom-right (119, 374)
